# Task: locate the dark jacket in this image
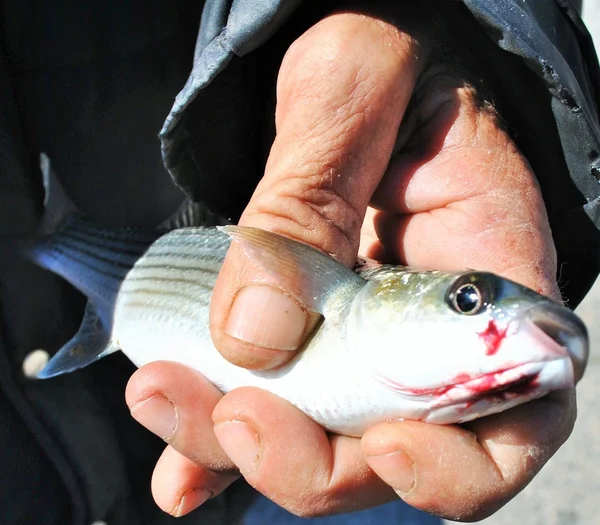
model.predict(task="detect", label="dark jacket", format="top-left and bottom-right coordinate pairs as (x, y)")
top-left (0, 1), bottom-right (598, 523)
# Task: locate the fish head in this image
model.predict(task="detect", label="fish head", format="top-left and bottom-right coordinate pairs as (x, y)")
top-left (354, 269), bottom-right (588, 424)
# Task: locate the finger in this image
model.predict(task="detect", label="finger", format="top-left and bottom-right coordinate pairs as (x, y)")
top-left (212, 387), bottom-right (397, 517)
top-left (370, 75), bottom-right (559, 299)
top-left (362, 389), bottom-right (576, 521)
top-left (151, 445), bottom-right (238, 517)
top-left (125, 361), bottom-right (234, 472)
top-left (210, 12), bottom-right (430, 370)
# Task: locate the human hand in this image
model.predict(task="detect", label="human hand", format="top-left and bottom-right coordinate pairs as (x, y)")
top-left (126, 4), bottom-right (579, 520)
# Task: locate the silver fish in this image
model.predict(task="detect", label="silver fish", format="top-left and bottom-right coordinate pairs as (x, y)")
top-left (26, 160), bottom-right (589, 437)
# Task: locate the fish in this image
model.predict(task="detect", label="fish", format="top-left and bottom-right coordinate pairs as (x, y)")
top-left (25, 156), bottom-right (589, 437)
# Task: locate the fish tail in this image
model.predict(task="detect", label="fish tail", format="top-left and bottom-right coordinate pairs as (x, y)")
top-left (21, 155), bottom-right (121, 378)
top-left (23, 154), bottom-right (156, 304)
top-left (37, 302), bottom-right (119, 379)
top-left (26, 156), bottom-right (226, 379)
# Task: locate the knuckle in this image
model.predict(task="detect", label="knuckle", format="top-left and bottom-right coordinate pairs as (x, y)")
top-left (279, 21), bottom-right (357, 96)
top-left (247, 182), bottom-right (360, 265)
top-left (279, 14), bottom-right (412, 108)
top-left (284, 14), bottom-right (366, 68)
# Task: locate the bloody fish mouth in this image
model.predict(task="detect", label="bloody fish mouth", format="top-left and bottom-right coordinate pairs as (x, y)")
top-left (421, 362), bottom-right (546, 406)
top-left (423, 363), bottom-right (561, 425)
top-left (457, 369), bottom-right (540, 404)
top-left (377, 362), bottom-right (545, 400)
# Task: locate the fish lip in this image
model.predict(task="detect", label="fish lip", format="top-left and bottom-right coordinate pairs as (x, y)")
top-left (522, 302), bottom-right (589, 381)
top-left (418, 356), bottom-right (575, 424)
top-left (436, 356), bottom-right (574, 409)
top-left (444, 363), bottom-right (543, 404)
top-left (392, 362), bottom-right (546, 400)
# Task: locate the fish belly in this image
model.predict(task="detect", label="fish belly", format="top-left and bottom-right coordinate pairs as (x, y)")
top-left (113, 293), bottom-right (387, 435)
top-left (110, 227), bottom-right (405, 435)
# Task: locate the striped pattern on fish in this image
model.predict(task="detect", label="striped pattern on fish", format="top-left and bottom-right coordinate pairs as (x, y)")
top-left (24, 156), bottom-right (589, 436)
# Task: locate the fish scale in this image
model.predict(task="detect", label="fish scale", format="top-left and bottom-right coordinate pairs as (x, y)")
top-left (25, 162), bottom-right (589, 436)
top-left (111, 229), bottom-right (392, 435)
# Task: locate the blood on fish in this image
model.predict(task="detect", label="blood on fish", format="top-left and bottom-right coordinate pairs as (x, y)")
top-left (468, 372), bottom-right (498, 392)
top-left (379, 371), bottom-right (502, 397)
top-left (478, 320), bottom-right (508, 356)
top-left (467, 371), bottom-right (538, 395)
top-left (452, 373), bottom-right (472, 384)
top-left (378, 376), bottom-right (455, 397)
top-left (461, 373), bottom-right (540, 408)
top-left (380, 372), bottom-right (491, 397)
top-left (377, 369), bottom-right (539, 401)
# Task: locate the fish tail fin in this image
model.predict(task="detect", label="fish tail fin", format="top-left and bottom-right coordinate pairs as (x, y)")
top-left (37, 303), bottom-right (119, 379)
top-left (24, 155), bottom-right (122, 379)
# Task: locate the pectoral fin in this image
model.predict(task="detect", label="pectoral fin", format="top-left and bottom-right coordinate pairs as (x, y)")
top-left (37, 303), bottom-right (119, 379)
top-left (219, 226), bottom-right (365, 316)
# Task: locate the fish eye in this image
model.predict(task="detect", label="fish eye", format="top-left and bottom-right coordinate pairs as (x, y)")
top-left (448, 280), bottom-right (489, 315)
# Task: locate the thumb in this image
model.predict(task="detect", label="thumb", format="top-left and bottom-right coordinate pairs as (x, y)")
top-left (209, 13), bottom-right (427, 369)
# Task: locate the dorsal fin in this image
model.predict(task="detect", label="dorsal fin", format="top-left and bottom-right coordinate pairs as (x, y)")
top-left (39, 152), bottom-right (78, 236)
top-left (158, 199), bottom-right (231, 230)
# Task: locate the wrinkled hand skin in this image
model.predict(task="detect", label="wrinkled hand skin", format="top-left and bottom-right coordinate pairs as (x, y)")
top-left (125, 3), bottom-right (579, 522)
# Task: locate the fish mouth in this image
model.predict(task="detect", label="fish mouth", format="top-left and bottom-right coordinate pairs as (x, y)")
top-left (448, 363), bottom-right (543, 405)
top-left (524, 302), bottom-right (588, 381)
top-left (453, 301), bottom-right (586, 404)
top-left (388, 362), bottom-right (552, 401)
top-left (424, 358), bottom-right (573, 424)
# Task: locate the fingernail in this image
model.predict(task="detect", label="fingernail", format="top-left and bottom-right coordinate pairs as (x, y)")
top-left (366, 449), bottom-right (416, 495)
top-left (225, 285), bottom-right (307, 351)
top-left (213, 420), bottom-right (261, 473)
top-left (174, 488), bottom-right (212, 517)
top-left (129, 395), bottom-right (177, 441)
